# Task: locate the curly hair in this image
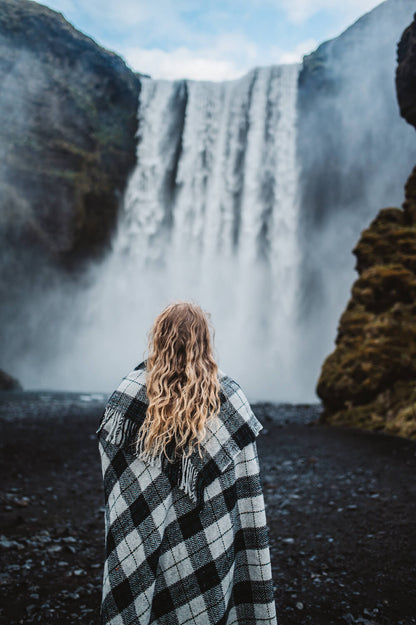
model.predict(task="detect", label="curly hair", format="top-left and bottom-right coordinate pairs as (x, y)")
top-left (135, 301), bottom-right (222, 463)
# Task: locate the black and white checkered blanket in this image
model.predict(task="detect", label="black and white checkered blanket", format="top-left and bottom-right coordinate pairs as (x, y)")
top-left (97, 361), bottom-right (278, 624)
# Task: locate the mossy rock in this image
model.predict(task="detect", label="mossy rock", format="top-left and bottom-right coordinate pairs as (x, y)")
top-left (352, 264), bottom-right (416, 313)
top-left (353, 208), bottom-right (416, 272)
top-left (317, 203), bottom-right (416, 438)
top-left (319, 380), bottom-right (416, 440)
top-left (403, 166), bottom-right (416, 223)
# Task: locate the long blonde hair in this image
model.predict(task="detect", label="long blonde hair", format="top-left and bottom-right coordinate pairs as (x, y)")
top-left (135, 301), bottom-right (222, 463)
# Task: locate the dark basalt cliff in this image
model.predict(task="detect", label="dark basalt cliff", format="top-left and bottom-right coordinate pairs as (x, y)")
top-left (317, 13), bottom-right (416, 440)
top-left (0, 0), bottom-right (140, 266)
top-left (396, 14), bottom-right (416, 128)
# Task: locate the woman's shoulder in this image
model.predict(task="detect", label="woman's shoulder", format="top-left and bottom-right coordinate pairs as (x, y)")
top-left (210, 370), bottom-right (262, 438)
top-left (134, 360), bottom-right (147, 373)
top-left (217, 370), bottom-right (248, 403)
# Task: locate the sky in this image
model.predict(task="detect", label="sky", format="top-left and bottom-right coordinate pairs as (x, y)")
top-left (41, 0), bottom-right (384, 80)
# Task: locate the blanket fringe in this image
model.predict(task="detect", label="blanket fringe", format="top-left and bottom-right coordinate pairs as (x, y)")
top-left (98, 407), bottom-right (139, 449)
top-left (98, 407), bottom-right (199, 503)
top-left (179, 454), bottom-right (198, 503)
top-left (136, 436), bottom-right (163, 469)
top-left (137, 437), bottom-right (198, 502)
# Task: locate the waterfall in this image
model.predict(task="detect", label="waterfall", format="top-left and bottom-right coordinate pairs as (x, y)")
top-left (37, 64), bottom-right (303, 400)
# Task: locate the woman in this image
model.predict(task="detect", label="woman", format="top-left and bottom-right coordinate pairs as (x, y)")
top-left (97, 301), bottom-right (278, 624)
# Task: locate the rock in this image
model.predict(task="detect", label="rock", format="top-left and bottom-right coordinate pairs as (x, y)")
top-left (13, 496), bottom-right (30, 507)
top-left (0, 0), bottom-right (140, 269)
top-left (25, 605), bottom-right (36, 614)
top-left (0, 535), bottom-right (23, 549)
top-left (316, 12), bottom-right (416, 441)
top-left (396, 12), bottom-right (416, 128)
top-left (0, 369), bottom-right (22, 390)
top-left (34, 531), bottom-right (51, 544)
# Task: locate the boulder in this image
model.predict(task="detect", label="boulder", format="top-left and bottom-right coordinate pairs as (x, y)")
top-left (0, 369), bottom-right (22, 391)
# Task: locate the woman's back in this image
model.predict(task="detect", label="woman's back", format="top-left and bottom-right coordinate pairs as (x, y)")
top-left (97, 302), bottom-right (278, 624)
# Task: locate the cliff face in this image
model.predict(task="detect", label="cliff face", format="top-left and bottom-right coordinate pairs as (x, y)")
top-left (317, 13), bottom-right (416, 440)
top-left (0, 0), bottom-right (140, 265)
top-left (297, 0), bottom-right (416, 321)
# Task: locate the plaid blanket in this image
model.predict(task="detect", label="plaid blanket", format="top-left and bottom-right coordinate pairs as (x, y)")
top-left (97, 361), bottom-right (278, 624)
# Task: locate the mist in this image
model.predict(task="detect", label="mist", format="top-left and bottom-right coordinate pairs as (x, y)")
top-left (7, 65), bottom-right (302, 401)
top-left (2, 0), bottom-right (416, 403)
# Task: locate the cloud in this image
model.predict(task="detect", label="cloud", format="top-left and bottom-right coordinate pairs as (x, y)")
top-left (120, 32), bottom-right (257, 80)
top-left (269, 38), bottom-right (318, 64)
top-left (46, 0), bottom-right (384, 35)
top-left (43, 0), bottom-right (381, 80)
top-left (274, 0), bottom-right (382, 25)
top-left (123, 47), bottom-right (243, 81)
top-left (122, 34), bottom-right (317, 81)
top-left (43, 0), bottom-right (200, 46)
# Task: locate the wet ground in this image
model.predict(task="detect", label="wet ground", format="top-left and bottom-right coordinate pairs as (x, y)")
top-left (0, 392), bottom-right (415, 624)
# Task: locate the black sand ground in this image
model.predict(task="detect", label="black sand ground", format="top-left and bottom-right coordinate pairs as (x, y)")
top-left (0, 392), bottom-right (415, 625)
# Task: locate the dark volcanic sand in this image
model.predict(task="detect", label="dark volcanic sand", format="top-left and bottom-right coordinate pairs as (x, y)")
top-left (0, 393), bottom-right (415, 625)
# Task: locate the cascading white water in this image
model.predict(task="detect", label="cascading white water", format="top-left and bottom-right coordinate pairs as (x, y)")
top-left (8, 2), bottom-right (416, 401)
top-left (44, 64), bottom-right (303, 400)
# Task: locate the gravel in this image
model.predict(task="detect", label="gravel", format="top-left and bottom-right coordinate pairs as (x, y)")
top-left (0, 391), bottom-right (415, 624)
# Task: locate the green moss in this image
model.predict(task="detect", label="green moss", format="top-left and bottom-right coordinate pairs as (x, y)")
top-left (318, 217), bottom-right (416, 429)
top-left (352, 264), bottom-right (416, 312)
top-left (319, 380), bottom-right (416, 440)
